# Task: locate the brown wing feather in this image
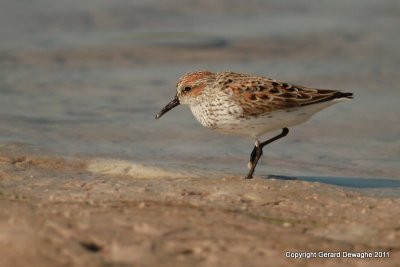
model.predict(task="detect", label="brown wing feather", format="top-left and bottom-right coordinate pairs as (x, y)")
top-left (217, 72), bottom-right (352, 118)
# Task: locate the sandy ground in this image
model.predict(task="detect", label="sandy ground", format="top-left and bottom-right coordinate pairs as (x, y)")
top-left (0, 145), bottom-right (399, 267)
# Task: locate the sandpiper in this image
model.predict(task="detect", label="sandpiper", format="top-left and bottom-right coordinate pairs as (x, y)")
top-left (155, 71), bottom-right (353, 179)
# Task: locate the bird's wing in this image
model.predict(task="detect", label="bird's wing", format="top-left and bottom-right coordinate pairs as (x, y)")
top-left (217, 72), bottom-right (352, 117)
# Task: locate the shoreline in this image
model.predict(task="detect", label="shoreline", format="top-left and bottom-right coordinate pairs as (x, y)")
top-left (1, 148), bottom-right (399, 267)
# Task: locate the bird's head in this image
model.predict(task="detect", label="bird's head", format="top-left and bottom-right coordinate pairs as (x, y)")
top-left (155, 71), bottom-right (215, 119)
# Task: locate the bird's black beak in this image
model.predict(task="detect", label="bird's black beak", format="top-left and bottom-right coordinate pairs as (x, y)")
top-left (155, 95), bottom-right (180, 119)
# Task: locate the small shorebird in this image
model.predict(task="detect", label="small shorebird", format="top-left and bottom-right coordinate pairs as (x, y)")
top-left (155, 71), bottom-right (353, 179)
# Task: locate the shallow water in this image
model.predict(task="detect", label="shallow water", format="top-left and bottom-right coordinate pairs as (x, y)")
top-left (280, 176), bottom-right (400, 197)
top-left (0, 0), bottom-right (399, 190)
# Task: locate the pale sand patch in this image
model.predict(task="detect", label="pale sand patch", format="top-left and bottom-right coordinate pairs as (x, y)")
top-left (87, 158), bottom-right (224, 179)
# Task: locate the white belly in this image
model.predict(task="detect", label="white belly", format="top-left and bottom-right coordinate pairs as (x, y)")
top-left (189, 98), bottom-right (347, 139)
top-left (213, 100), bottom-right (342, 139)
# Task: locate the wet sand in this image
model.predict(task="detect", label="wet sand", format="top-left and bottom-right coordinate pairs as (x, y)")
top-left (1, 146), bottom-right (399, 267)
top-left (1, 0), bottom-right (400, 266)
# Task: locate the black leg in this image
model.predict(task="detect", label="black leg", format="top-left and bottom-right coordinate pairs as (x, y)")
top-left (244, 128), bottom-right (289, 179)
top-left (245, 144), bottom-right (263, 179)
top-left (248, 144), bottom-right (264, 171)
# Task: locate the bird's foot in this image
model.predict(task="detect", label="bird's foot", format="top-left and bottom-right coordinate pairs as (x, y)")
top-left (244, 173), bottom-right (254, 179)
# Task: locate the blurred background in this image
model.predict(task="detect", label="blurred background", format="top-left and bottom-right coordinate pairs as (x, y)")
top-left (0, 0), bottom-right (399, 179)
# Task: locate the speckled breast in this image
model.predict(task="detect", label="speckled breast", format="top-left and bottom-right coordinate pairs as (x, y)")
top-left (189, 94), bottom-right (244, 130)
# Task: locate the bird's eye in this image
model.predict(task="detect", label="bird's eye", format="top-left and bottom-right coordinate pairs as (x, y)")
top-left (184, 86), bottom-right (192, 92)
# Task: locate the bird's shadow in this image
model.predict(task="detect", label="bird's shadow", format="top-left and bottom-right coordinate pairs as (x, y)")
top-left (261, 175), bottom-right (400, 189)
